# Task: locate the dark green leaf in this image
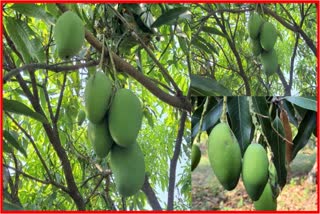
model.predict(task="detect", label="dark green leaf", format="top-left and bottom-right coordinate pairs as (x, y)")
top-left (3, 130), bottom-right (27, 157)
top-left (283, 100), bottom-right (298, 127)
top-left (292, 110), bottom-right (316, 159)
top-left (227, 97), bottom-right (252, 155)
top-left (192, 99), bottom-right (222, 138)
top-left (271, 116), bottom-right (287, 188)
top-left (3, 201), bottom-right (23, 210)
top-left (252, 97), bottom-right (273, 144)
top-left (11, 4), bottom-right (54, 24)
top-left (4, 99), bottom-right (49, 124)
top-left (284, 96), bottom-right (316, 112)
top-left (202, 26), bottom-right (226, 38)
top-left (151, 7), bottom-right (190, 28)
top-left (190, 74), bottom-right (232, 96)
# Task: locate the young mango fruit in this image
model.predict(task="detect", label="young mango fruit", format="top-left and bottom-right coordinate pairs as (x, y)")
top-left (191, 144), bottom-right (201, 171)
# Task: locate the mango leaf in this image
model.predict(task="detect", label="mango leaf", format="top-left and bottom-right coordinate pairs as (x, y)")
top-left (3, 130), bottom-right (27, 158)
top-left (3, 201), bottom-right (23, 210)
top-left (271, 116), bottom-right (287, 188)
top-left (284, 96), bottom-right (316, 112)
top-left (292, 110), bottom-right (316, 160)
top-left (11, 3), bottom-right (54, 24)
top-left (192, 100), bottom-right (222, 138)
top-left (5, 17), bottom-right (32, 63)
top-left (190, 74), bottom-right (232, 96)
top-left (4, 99), bottom-right (49, 124)
top-left (282, 99), bottom-right (298, 127)
top-left (151, 7), bottom-right (190, 28)
top-left (227, 97), bottom-right (252, 155)
top-left (202, 26), bottom-right (226, 38)
top-left (252, 97), bottom-right (273, 144)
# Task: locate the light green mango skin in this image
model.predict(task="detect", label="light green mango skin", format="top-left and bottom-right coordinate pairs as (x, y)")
top-left (88, 119), bottom-right (113, 158)
top-left (261, 49), bottom-right (278, 76)
top-left (208, 123), bottom-right (242, 191)
top-left (108, 89), bottom-right (142, 147)
top-left (54, 11), bottom-right (85, 59)
top-left (191, 144), bottom-right (201, 171)
top-left (260, 22), bottom-right (277, 51)
top-left (243, 143), bottom-right (269, 201)
top-left (254, 182), bottom-right (277, 210)
top-left (251, 38), bottom-right (263, 56)
top-left (248, 13), bottom-right (264, 39)
top-left (85, 71), bottom-right (113, 123)
top-left (110, 143), bottom-right (145, 197)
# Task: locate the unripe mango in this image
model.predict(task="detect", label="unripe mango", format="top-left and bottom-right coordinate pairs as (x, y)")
top-left (254, 182), bottom-right (277, 210)
top-left (110, 143), bottom-right (145, 197)
top-left (243, 143), bottom-right (269, 201)
top-left (108, 89), bottom-right (142, 147)
top-left (88, 119), bottom-right (113, 158)
top-left (248, 13), bottom-right (264, 39)
top-left (208, 123), bottom-right (242, 190)
top-left (54, 11), bottom-right (85, 59)
top-left (261, 49), bottom-right (278, 76)
top-left (191, 144), bottom-right (201, 171)
top-left (85, 71), bottom-right (113, 123)
top-left (77, 110), bottom-right (86, 126)
top-left (260, 22), bottom-right (277, 51)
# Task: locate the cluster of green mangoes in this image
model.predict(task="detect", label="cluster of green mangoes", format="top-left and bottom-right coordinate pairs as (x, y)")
top-left (248, 13), bottom-right (279, 76)
top-left (208, 122), bottom-right (277, 210)
top-left (54, 11), bottom-right (85, 59)
top-left (83, 71), bottom-right (145, 197)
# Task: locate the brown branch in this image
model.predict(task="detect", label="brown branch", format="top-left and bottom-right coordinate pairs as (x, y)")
top-left (141, 175), bottom-right (162, 210)
top-left (84, 175), bottom-right (104, 204)
top-left (56, 3), bottom-right (191, 112)
top-left (54, 72), bottom-right (67, 123)
top-left (3, 60), bottom-right (99, 84)
top-left (167, 111), bottom-right (188, 210)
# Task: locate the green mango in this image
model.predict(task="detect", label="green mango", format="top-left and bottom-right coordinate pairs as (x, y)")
top-left (208, 123), bottom-right (242, 190)
top-left (261, 49), bottom-right (278, 76)
top-left (108, 89), bottom-right (142, 147)
top-left (77, 109), bottom-right (86, 126)
top-left (260, 22), bottom-right (277, 51)
top-left (110, 143), bottom-right (145, 197)
top-left (254, 182), bottom-right (277, 210)
top-left (243, 143), bottom-right (269, 201)
top-left (191, 144), bottom-right (201, 171)
top-left (88, 119), bottom-right (113, 158)
top-left (54, 11), bottom-right (85, 59)
top-left (84, 71), bottom-right (113, 123)
top-left (251, 38), bottom-right (262, 56)
top-left (248, 13), bottom-right (264, 39)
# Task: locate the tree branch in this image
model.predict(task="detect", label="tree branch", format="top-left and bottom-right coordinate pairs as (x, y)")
top-left (141, 175), bottom-right (162, 210)
top-left (3, 61), bottom-right (99, 84)
top-left (54, 72), bottom-right (67, 123)
top-left (56, 3), bottom-right (191, 112)
top-left (167, 111), bottom-right (188, 210)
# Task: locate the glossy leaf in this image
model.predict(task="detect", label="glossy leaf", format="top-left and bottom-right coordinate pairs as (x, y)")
top-left (284, 96), bottom-right (316, 112)
top-left (227, 96), bottom-right (252, 155)
top-left (151, 7), bottom-right (190, 28)
top-left (190, 74), bottom-right (232, 96)
top-left (3, 130), bottom-right (27, 157)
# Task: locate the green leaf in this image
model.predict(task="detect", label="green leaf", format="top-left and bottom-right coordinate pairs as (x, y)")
top-left (190, 74), bottom-right (232, 96)
top-left (271, 116), bottom-right (287, 188)
top-left (11, 4), bottom-right (54, 24)
top-left (227, 97), bottom-right (253, 155)
top-left (3, 201), bottom-right (23, 210)
top-left (284, 96), bottom-right (316, 112)
top-left (192, 99), bottom-right (222, 138)
top-left (4, 99), bottom-right (49, 124)
top-left (252, 97), bottom-right (273, 144)
top-left (292, 110), bottom-right (316, 160)
top-left (5, 17), bottom-right (32, 63)
top-left (151, 7), bottom-right (190, 28)
top-left (3, 130), bottom-right (27, 158)
top-left (202, 26), bottom-right (226, 38)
